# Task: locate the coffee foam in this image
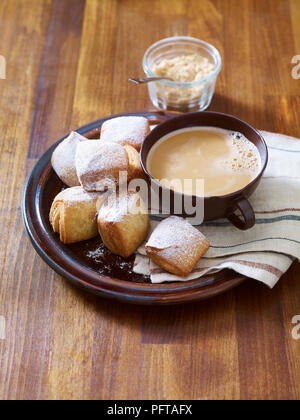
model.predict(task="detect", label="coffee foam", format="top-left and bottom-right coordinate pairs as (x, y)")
top-left (221, 132), bottom-right (261, 174)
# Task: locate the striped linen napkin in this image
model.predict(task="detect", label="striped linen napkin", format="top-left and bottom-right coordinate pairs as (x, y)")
top-left (133, 130), bottom-right (300, 288)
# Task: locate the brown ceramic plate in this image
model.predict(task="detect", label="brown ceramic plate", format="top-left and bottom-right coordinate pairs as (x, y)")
top-left (22, 111), bottom-right (246, 305)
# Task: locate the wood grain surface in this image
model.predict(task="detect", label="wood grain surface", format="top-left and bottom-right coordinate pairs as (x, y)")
top-left (0, 0), bottom-right (300, 400)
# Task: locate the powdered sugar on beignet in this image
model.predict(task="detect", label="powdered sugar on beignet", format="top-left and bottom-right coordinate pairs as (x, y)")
top-left (97, 191), bottom-right (149, 257)
top-left (75, 140), bottom-right (129, 191)
top-left (98, 190), bottom-right (148, 223)
top-left (49, 186), bottom-right (106, 244)
top-left (145, 216), bottom-right (210, 276)
top-left (51, 131), bottom-right (87, 186)
top-left (100, 116), bottom-right (150, 151)
top-left (53, 186), bottom-right (102, 206)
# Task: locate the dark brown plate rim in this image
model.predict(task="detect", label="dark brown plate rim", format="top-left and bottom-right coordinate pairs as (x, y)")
top-left (22, 111), bottom-right (246, 305)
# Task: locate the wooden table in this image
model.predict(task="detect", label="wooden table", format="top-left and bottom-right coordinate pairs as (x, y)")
top-left (0, 0), bottom-right (300, 400)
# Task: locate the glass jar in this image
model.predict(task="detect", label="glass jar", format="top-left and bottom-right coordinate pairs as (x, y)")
top-left (143, 36), bottom-right (222, 112)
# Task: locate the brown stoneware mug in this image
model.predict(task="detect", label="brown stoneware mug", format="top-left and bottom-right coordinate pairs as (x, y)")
top-left (140, 111), bottom-right (268, 230)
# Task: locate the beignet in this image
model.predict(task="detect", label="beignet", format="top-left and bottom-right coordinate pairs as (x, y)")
top-left (123, 144), bottom-right (146, 181)
top-left (145, 216), bottom-right (210, 276)
top-left (97, 191), bottom-right (149, 258)
top-left (49, 186), bottom-right (105, 244)
top-left (51, 131), bottom-right (86, 186)
top-left (100, 116), bottom-right (150, 151)
top-left (75, 140), bottom-right (129, 191)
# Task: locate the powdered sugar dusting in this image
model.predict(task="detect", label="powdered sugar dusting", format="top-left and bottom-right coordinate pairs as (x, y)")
top-left (98, 191), bottom-right (142, 223)
top-left (76, 140), bottom-right (127, 174)
top-left (100, 116), bottom-right (149, 149)
top-left (86, 247), bottom-right (105, 261)
top-left (75, 140), bottom-right (128, 190)
top-left (51, 131), bottom-right (86, 186)
top-left (54, 186), bottom-right (103, 206)
top-left (146, 216), bottom-right (208, 263)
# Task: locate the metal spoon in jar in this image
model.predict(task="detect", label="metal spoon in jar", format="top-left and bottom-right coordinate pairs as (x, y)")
top-left (129, 76), bottom-right (174, 84)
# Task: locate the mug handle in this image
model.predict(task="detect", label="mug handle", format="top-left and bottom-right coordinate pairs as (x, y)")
top-left (227, 198), bottom-right (255, 230)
